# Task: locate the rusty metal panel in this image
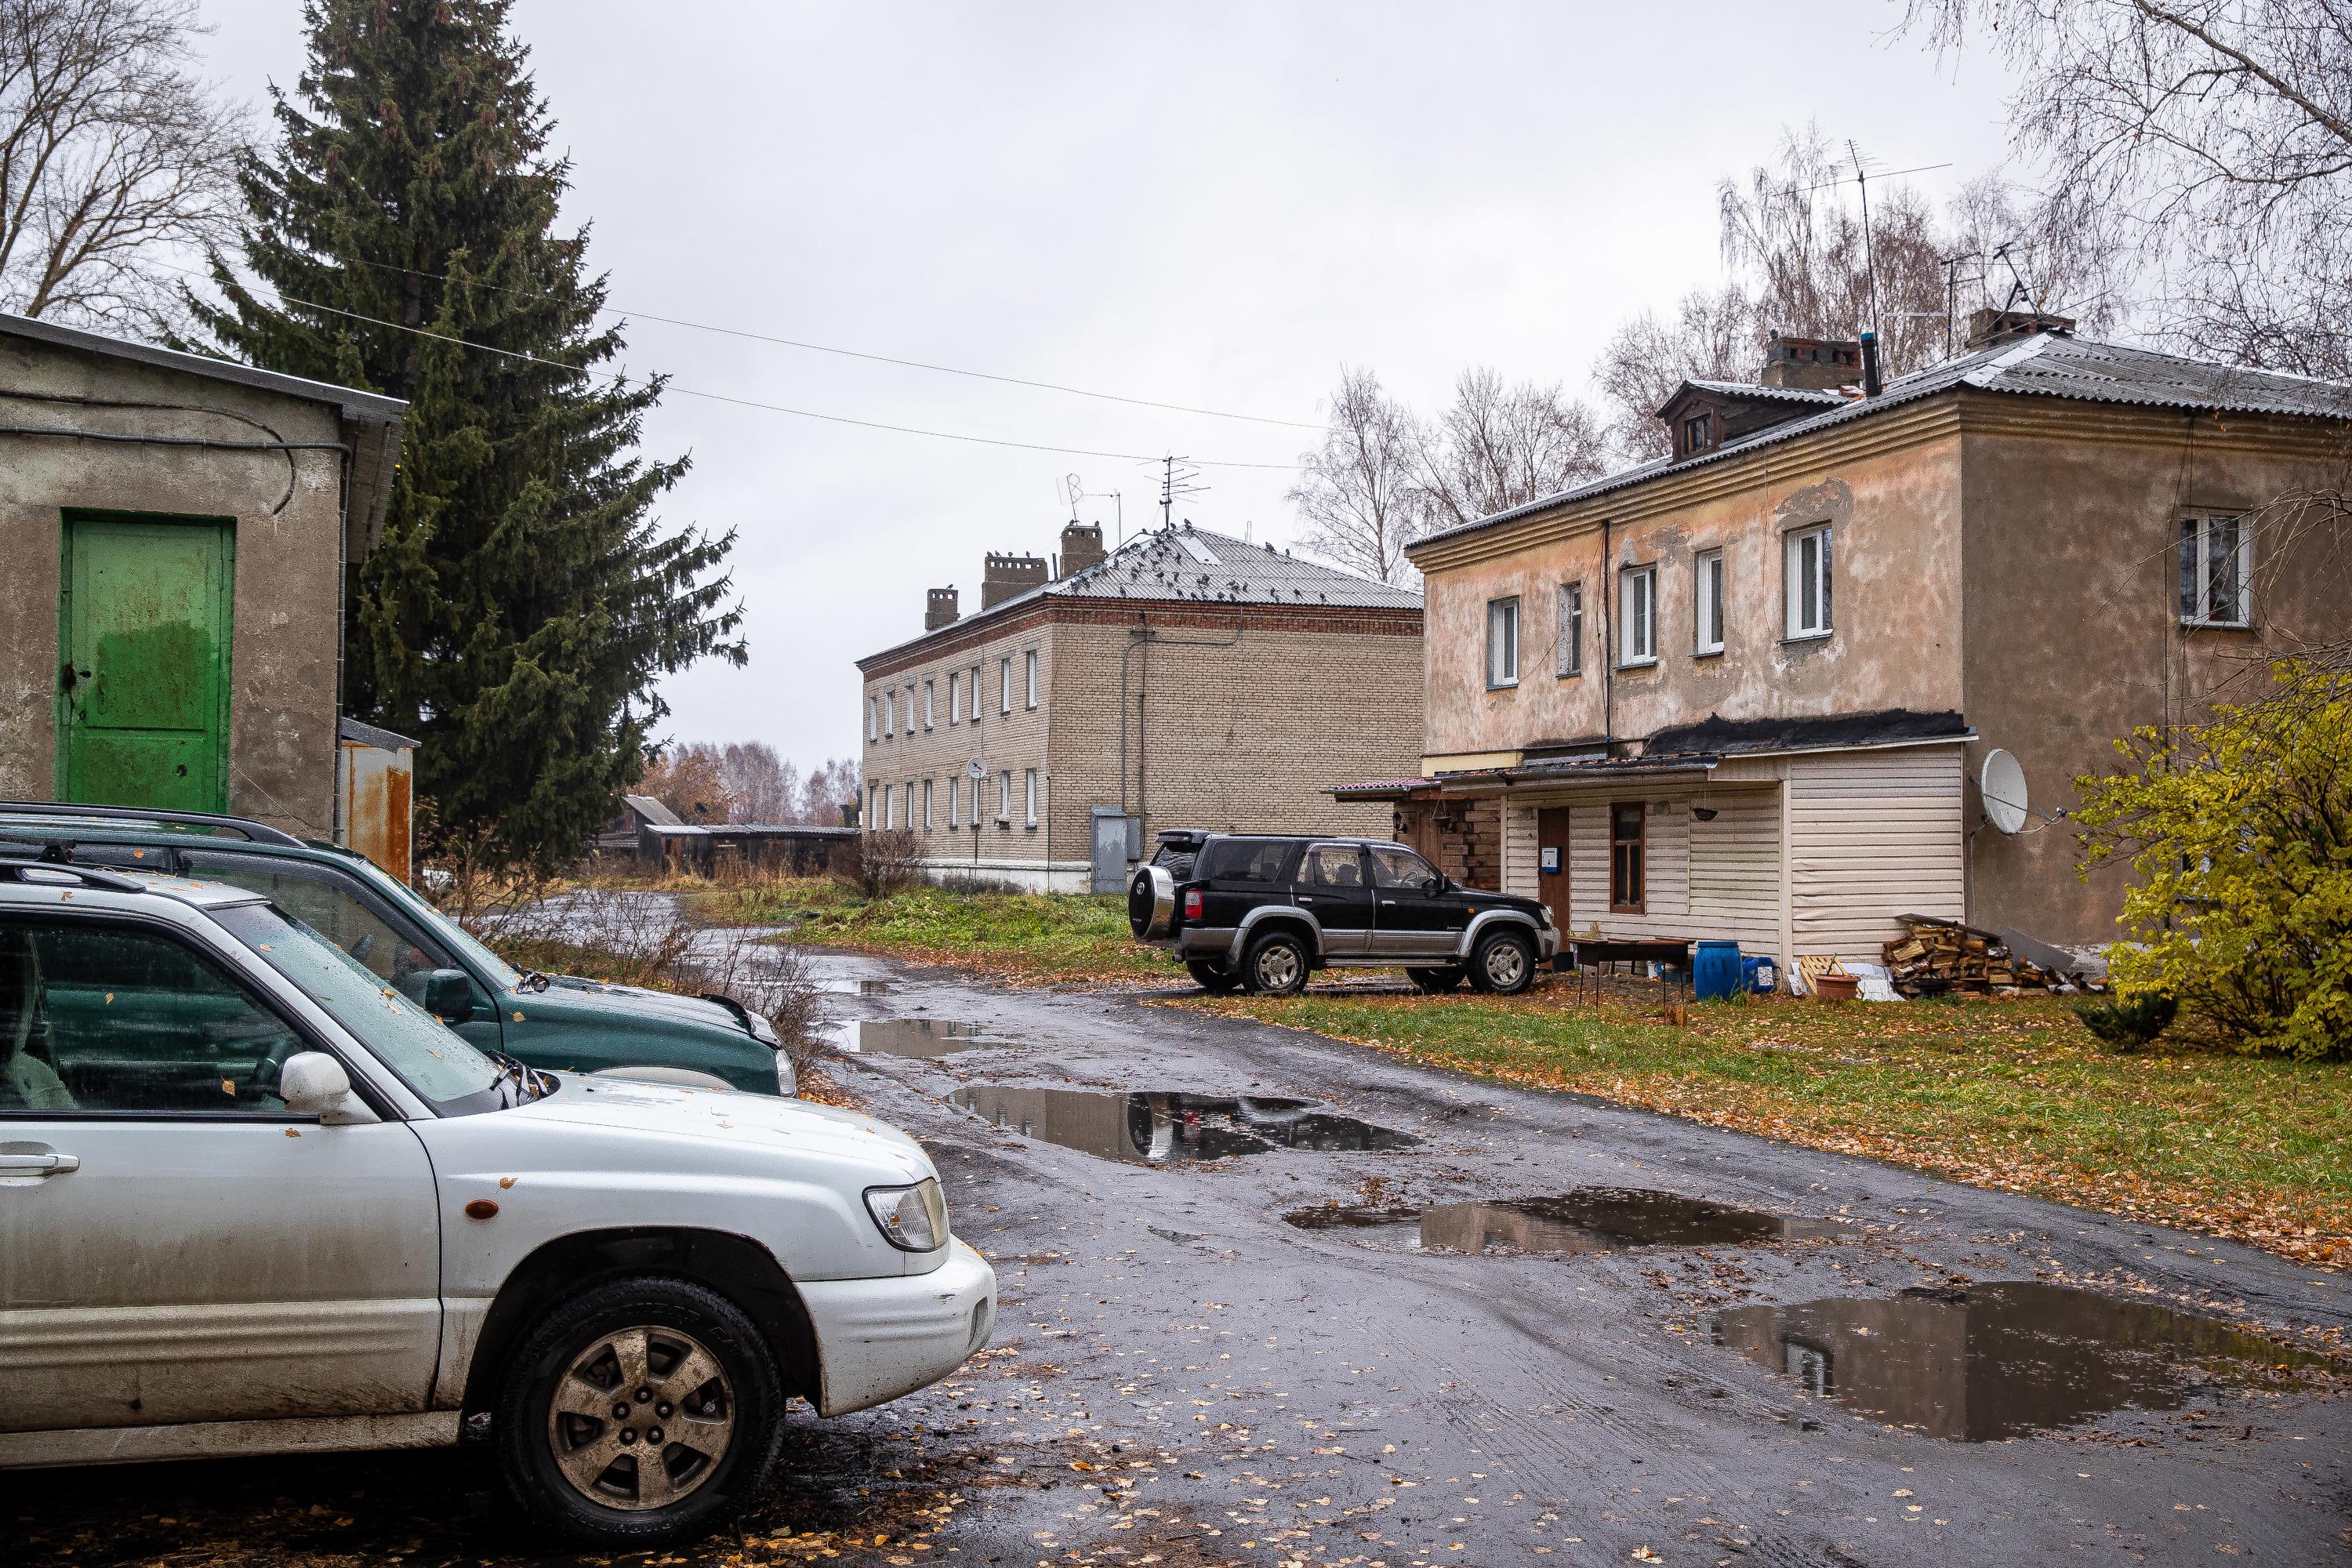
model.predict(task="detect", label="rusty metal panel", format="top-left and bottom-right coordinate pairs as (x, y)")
top-left (339, 739), bottom-right (414, 884)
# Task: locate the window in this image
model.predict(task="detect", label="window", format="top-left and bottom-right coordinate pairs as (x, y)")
top-left (1785, 524), bottom-right (1831, 639)
top-left (1682, 412), bottom-right (1711, 456)
top-left (882, 689), bottom-right (895, 737)
top-left (1299, 844), bottom-right (1367, 888)
top-left (906, 683), bottom-right (916, 729)
top-left (1694, 548), bottom-right (1725, 655)
top-left (999, 657), bottom-right (1012, 715)
top-left (971, 664), bottom-right (983, 724)
top-left (971, 775), bottom-right (984, 825)
top-left (1023, 768), bottom-right (1038, 828)
top-left (1610, 802), bottom-right (1646, 913)
top-left (1024, 648), bottom-right (1038, 709)
top-left (1196, 838), bottom-right (1294, 883)
top-left (923, 681), bottom-right (935, 729)
top-left (997, 770), bottom-right (1011, 822)
top-left (867, 695), bottom-right (879, 741)
top-left (923, 778), bottom-right (934, 830)
top-left (2180, 514), bottom-right (2251, 626)
top-left (947, 672), bottom-right (960, 726)
top-left (884, 784), bottom-right (895, 829)
top-left (1368, 844), bottom-right (1438, 890)
top-left (181, 851), bottom-right (467, 1002)
top-left (1619, 565), bottom-right (1657, 665)
top-left (1556, 582), bottom-right (1583, 677)
top-left (1486, 596), bottom-right (1520, 688)
top-left (948, 774), bottom-right (960, 828)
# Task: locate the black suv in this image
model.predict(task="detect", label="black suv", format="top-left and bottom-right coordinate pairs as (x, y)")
top-left (1128, 831), bottom-right (1556, 996)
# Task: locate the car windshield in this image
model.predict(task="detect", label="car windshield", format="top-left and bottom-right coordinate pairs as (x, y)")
top-left (346, 858), bottom-right (524, 989)
top-left (211, 901), bottom-right (504, 1113)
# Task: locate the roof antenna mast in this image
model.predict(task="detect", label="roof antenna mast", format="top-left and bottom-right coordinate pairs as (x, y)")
top-left (1156, 454), bottom-right (1204, 531)
top-left (1068, 472), bottom-right (1127, 543)
top-left (1848, 139), bottom-right (1883, 340)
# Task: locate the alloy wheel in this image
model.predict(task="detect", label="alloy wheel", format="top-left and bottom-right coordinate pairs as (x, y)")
top-left (1483, 939), bottom-right (1529, 990)
top-left (1253, 942), bottom-right (1304, 993)
top-left (545, 1324), bottom-right (736, 1511)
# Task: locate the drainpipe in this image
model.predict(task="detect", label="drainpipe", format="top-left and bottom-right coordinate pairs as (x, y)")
top-left (1600, 518), bottom-right (1615, 754)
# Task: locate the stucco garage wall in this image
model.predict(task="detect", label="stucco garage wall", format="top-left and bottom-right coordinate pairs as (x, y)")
top-left (0, 335), bottom-right (349, 839)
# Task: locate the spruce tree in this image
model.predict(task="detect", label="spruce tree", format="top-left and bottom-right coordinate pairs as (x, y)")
top-left (197, 0), bottom-right (742, 875)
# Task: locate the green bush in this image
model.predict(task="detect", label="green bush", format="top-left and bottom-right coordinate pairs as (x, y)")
top-left (2075, 663), bottom-right (2352, 1058)
top-left (2072, 992), bottom-right (2177, 1053)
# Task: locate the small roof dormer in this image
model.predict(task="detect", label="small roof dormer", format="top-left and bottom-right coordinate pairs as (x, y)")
top-left (1656, 379), bottom-right (1846, 460)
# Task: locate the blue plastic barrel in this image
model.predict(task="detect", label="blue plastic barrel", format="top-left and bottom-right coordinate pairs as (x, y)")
top-left (1693, 940), bottom-right (1742, 1000)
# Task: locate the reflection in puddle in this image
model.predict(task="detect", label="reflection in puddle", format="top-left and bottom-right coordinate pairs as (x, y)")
top-left (842, 1018), bottom-right (987, 1058)
top-left (1283, 1189), bottom-right (1837, 1254)
top-left (947, 1086), bottom-right (1419, 1163)
top-left (1713, 1283), bottom-right (2346, 1441)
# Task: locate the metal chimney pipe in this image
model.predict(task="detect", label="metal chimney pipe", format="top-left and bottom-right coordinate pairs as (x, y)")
top-left (1859, 331), bottom-right (1883, 397)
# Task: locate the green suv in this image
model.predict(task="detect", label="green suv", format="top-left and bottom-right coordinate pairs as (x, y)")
top-left (0, 802), bottom-right (794, 1096)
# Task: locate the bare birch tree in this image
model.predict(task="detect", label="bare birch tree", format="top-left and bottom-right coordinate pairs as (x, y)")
top-left (1905, 0), bottom-right (2352, 379)
top-left (0, 0), bottom-right (242, 334)
top-left (1592, 286), bottom-right (1760, 463)
top-left (720, 741), bottom-right (794, 823)
top-left (1287, 365), bottom-right (1426, 585)
top-left (1412, 365), bottom-right (1611, 533)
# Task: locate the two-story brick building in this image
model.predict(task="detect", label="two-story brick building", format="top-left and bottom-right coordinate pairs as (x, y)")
top-left (1347, 315), bottom-right (2352, 967)
top-left (856, 521), bottom-right (1423, 891)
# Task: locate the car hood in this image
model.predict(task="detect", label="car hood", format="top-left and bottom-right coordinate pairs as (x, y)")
top-left (540, 974), bottom-right (756, 1033)
top-left (506, 1074), bottom-right (931, 1177)
top-left (1454, 884), bottom-right (1546, 915)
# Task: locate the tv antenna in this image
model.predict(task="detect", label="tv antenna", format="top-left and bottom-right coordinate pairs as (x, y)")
top-left (1065, 472), bottom-right (1127, 543)
top-left (1156, 455), bottom-right (1206, 531)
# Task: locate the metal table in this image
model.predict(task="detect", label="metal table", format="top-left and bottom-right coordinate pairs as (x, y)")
top-left (1563, 938), bottom-right (1694, 1005)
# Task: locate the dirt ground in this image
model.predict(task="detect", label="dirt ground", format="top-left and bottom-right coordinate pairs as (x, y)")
top-left (17, 945), bottom-right (2352, 1567)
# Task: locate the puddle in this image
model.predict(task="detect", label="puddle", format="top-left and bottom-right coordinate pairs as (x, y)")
top-left (1283, 1188), bottom-right (1837, 1254)
top-left (1713, 1282), bottom-right (2347, 1441)
top-left (947, 1086), bottom-right (1419, 1163)
top-left (838, 1018), bottom-right (989, 1058)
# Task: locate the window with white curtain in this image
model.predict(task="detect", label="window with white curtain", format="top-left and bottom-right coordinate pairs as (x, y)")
top-left (2179, 514), bottom-right (2252, 626)
top-left (997, 770), bottom-right (1012, 821)
top-left (1619, 565), bottom-right (1657, 665)
top-left (923, 680), bottom-right (935, 729)
top-left (1784, 524), bottom-right (1831, 639)
top-left (866, 695), bottom-right (878, 740)
top-left (1025, 648), bottom-right (1039, 709)
top-left (1024, 768), bottom-right (1039, 828)
top-left (1556, 582), bottom-right (1582, 677)
top-left (1694, 548), bottom-right (1725, 655)
top-left (947, 671), bottom-right (960, 725)
top-left (999, 657), bottom-right (1012, 714)
top-left (1486, 597), bottom-right (1519, 688)
top-left (922, 778), bottom-right (933, 829)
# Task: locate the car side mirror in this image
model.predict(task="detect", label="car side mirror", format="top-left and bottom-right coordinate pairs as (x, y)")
top-left (1422, 875), bottom-right (1446, 896)
top-left (278, 1051), bottom-right (376, 1124)
top-left (401, 967), bottom-right (475, 1024)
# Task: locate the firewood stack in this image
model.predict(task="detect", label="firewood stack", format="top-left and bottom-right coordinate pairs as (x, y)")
top-left (1882, 914), bottom-right (2075, 996)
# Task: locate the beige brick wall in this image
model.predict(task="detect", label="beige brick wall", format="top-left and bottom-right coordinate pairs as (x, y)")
top-left (858, 601), bottom-right (1424, 884)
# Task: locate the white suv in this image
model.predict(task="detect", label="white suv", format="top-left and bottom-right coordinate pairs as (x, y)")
top-left (0, 860), bottom-right (994, 1546)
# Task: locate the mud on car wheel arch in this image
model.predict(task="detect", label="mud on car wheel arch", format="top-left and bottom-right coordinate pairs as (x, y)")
top-left (497, 1275), bottom-right (786, 1547)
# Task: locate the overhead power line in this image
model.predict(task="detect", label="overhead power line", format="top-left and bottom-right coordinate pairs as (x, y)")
top-left (320, 252), bottom-right (1321, 430)
top-left (190, 268), bottom-right (1305, 470)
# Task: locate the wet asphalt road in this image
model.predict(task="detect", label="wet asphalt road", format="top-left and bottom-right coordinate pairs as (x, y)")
top-left (16, 946), bottom-right (2352, 1568)
top-left (807, 950), bottom-right (2352, 1568)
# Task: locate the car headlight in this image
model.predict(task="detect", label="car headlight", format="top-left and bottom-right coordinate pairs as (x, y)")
top-left (774, 1048), bottom-right (798, 1097)
top-left (863, 1178), bottom-right (949, 1251)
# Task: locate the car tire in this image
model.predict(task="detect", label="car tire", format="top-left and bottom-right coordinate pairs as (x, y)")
top-left (496, 1276), bottom-right (784, 1548)
top-left (1406, 967), bottom-right (1465, 994)
top-left (1468, 929), bottom-right (1537, 996)
top-left (1187, 960), bottom-right (1242, 994)
top-left (1241, 930), bottom-right (1310, 996)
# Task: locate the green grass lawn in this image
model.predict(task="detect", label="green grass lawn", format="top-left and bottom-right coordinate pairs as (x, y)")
top-left (1187, 986), bottom-right (2352, 1271)
top-left (705, 878), bottom-right (1172, 984)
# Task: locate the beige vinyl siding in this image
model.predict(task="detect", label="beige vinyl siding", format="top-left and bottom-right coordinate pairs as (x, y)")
top-left (1502, 804), bottom-right (1540, 898)
top-left (1552, 789), bottom-right (1693, 938)
top-left (1686, 786), bottom-right (1781, 952)
top-left (1787, 746), bottom-right (1965, 963)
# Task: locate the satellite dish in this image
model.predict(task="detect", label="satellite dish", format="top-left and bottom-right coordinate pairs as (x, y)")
top-left (967, 757), bottom-right (987, 780)
top-left (1980, 748), bottom-right (2028, 834)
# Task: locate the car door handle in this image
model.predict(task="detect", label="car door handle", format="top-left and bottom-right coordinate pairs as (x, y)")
top-left (0, 1152), bottom-right (79, 1178)
top-left (1381, 899), bottom-right (1397, 906)
top-left (1297, 895), bottom-right (1316, 902)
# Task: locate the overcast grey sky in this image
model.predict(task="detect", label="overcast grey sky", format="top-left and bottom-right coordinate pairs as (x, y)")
top-left (195, 2), bottom-right (2021, 765)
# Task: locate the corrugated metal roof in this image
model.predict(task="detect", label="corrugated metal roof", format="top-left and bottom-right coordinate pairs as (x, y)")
top-left (1670, 379), bottom-right (1849, 409)
top-left (862, 523), bottom-right (1420, 664)
top-left (1415, 334), bottom-right (2352, 555)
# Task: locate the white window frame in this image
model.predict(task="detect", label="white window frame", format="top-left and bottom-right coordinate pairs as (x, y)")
top-left (971, 775), bottom-right (984, 824)
top-left (947, 671), bottom-right (960, 726)
top-left (1784, 524), bottom-right (1832, 640)
top-left (866, 695), bottom-right (878, 741)
top-left (1694, 548), bottom-right (1725, 655)
top-left (1619, 564), bottom-right (1657, 666)
top-left (997, 770), bottom-right (1012, 822)
top-left (882, 689), bottom-right (895, 737)
top-left (884, 783), bottom-right (895, 829)
top-left (1556, 582), bottom-right (1582, 677)
top-left (947, 772), bottom-right (960, 828)
top-left (922, 777), bottom-right (934, 829)
top-left (971, 664), bottom-right (983, 724)
top-left (1024, 648), bottom-right (1038, 710)
top-left (1486, 596), bottom-right (1520, 689)
top-left (999, 657), bottom-right (1012, 715)
top-left (923, 680), bottom-right (935, 729)
top-left (2180, 514), bottom-right (2252, 628)
top-left (1023, 768), bottom-right (1039, 828)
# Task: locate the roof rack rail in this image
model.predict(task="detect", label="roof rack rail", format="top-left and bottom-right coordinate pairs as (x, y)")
top-left (0, 851), bottom-right (149, 894)
top-left (0, 800), bottom-right (302, 848)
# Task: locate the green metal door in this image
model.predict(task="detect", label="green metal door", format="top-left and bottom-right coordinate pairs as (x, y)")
top-left (57, 514), bottom-right (234, 813)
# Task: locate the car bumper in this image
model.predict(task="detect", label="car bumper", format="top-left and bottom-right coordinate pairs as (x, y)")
top-left (797, 1239), bottom-right (997, 1416)
top-left (1538, 926), bottom-right (1559, 960)
top-left (1174, 927), bottom-right (1238, 962)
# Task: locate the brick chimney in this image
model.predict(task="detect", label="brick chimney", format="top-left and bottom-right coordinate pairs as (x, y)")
top-left (1964, 307), bottom-right (2076, 351)
top-left (981, 551), bottom-right (1049, 609)
top-left (925, 586), bottom-right (960, 630)
top-left (1759, 332), bottom-right (1863, 390)
top-left (1058, 521), bottom-right (1105, 578)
